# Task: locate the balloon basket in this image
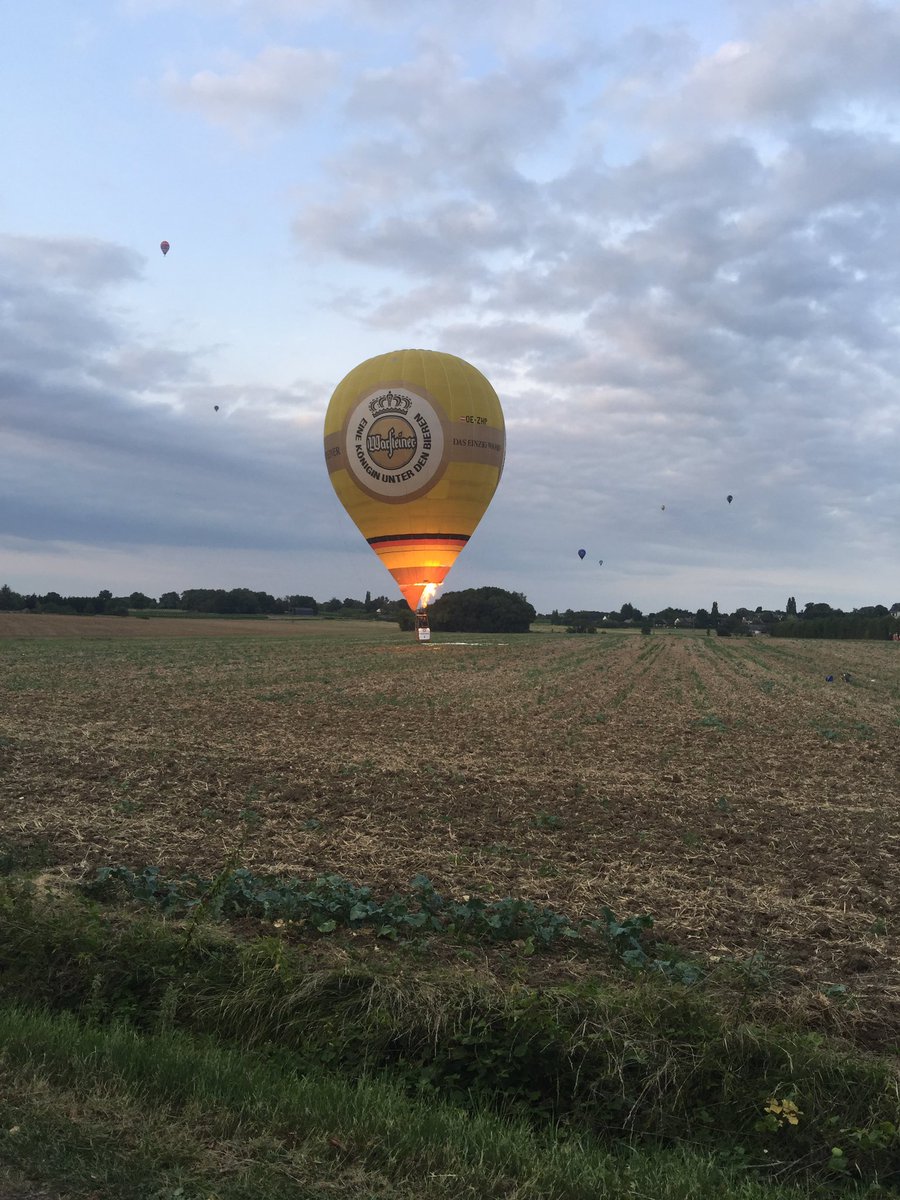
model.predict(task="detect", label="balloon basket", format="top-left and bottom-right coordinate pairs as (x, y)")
top-left (415, 610), bottom-right (431, 643)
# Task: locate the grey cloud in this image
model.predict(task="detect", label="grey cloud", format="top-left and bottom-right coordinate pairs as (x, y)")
top-left (351, 277), bottom-right (480, 329)
top-left (0, 235), bottom-right (143, 290)
top-left (91, 346), bottom-right (207, 394)
top-left (668, 0), bottom-right (900, 127)
top-left (0, 237), bottom-right (328, 555)
top-left (0, 291), bottom-right (119, 375)
top-left (297, 197), bottom-right (526, 276)
top-left (213, 0), bottom-right (600, 55)
top-left (163, 45), bottom-right (340, 133)
top-left (773, 128), bottom-right (900, 214)
top-left (0, 243), bottom-right (141, 378)
top-left (345, 43), bottom-right (576, 165)
top-left (436, 320), bottom-right (583, 376)
top-left (292, 42), bottom-right (583, 241)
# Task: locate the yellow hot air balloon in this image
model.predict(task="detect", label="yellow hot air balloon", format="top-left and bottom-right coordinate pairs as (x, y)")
top-left (324, 348), bottom-right (505, 612)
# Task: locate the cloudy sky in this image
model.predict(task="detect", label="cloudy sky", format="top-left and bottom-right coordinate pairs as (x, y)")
top-left (1, 0), bottom-right (898, 614)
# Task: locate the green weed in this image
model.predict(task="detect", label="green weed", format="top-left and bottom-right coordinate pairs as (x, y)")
top-left (697, 715), bottom-right (727, 732)
top-left (531, 812), bottom-right (564, 831)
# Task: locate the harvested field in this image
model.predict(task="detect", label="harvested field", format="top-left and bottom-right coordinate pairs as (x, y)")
top-left (1, 614), bottom-right (899, 1035)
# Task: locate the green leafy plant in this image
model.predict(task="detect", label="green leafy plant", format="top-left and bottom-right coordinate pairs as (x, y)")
top-left (531, 812), bottom-right (564, 830)
top-left (697, 715), bottom-right (727, 732)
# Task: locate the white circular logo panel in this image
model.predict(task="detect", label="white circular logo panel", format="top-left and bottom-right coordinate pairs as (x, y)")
top-left (343, 386), bottom-right (447, 501)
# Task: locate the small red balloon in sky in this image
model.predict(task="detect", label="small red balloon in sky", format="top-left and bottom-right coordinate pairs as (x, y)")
top-left (160, 241), bottom-right (170, 256)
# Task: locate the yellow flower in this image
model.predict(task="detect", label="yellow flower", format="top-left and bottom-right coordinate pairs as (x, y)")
top-left (781, 1099), bottom-right (802, 1125)
top-left (764, 1098), bottom-right (802, 1126)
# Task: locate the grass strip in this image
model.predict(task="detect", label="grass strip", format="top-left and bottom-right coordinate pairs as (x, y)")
top-left (0, 1002), bottom-right (828, 1200)
top-left (1, 877), bottom-right (898, 1191)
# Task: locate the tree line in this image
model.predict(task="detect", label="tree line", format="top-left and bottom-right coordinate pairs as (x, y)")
top-left (0, 585), bottom-right (408, 619)
top-left (547, 597), bottom-right (900, 640)
top-left (1, 584), bottom-right (898, 639)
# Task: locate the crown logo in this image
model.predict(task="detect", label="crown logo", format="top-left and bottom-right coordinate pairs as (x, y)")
top-left (369, 390), bottom-right (412, 417)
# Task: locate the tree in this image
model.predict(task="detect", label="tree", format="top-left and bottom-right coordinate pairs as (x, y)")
top-left (284, 594), bottom-right (318, 614)
top-left (695, 607), bottom-right (711, 629)
top-left (803, 602), bottom-right (836, 619)
top-left (369, 595), bottom-right (395, 616)
top-left (90, 589), bottom-right (113, 614)
top-left (711, 600), bottom-right (720, 626)
top-left (181, 588), bottom-right (224, 613)
top-left (786, 596), bottom-right (797, 616)
top-left (428, 587), bottom-right (535, 633)
top-left (0, 584), bottom-right (24, 611)
top-left (655, 606), bottom-right (691, 627)
top-left (159, 592), bottom-right (180, 609)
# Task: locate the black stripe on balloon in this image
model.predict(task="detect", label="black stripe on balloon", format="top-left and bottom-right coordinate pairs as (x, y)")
top-left (367, 533), bottom-right (470, 545)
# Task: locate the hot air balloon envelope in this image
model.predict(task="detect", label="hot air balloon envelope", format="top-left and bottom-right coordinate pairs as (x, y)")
top-left (578, 549), bottom-right (586, 560)
top-left (160, 241), bottom-right (170, 256)
top-left (324, 349), bottom-right (505, 612)
top-left (727, 494), bottom-right (733, 504)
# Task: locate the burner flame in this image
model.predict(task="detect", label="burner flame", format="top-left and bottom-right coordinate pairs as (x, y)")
top-left (419, 582), bottom-right (439, 609)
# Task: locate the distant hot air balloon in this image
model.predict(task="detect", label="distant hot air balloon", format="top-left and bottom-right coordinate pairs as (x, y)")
top-left (160, 241), bottom-right (170, 256)
top-left (578, 549), bottom-right (586, 560)
top-left (214, 405), bottom-right (219, 412)
top-left (324, 349), bottom-right (505, 612)
top-left (661, 504), bottom-right (666, 511)
top-left (598, 559), bottom-right (603, 565)
top-left (727, 494), bottom-right (733, 504)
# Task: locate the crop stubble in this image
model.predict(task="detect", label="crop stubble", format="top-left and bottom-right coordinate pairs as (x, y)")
top-left (1, 614), bottom-right (898, 1025)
